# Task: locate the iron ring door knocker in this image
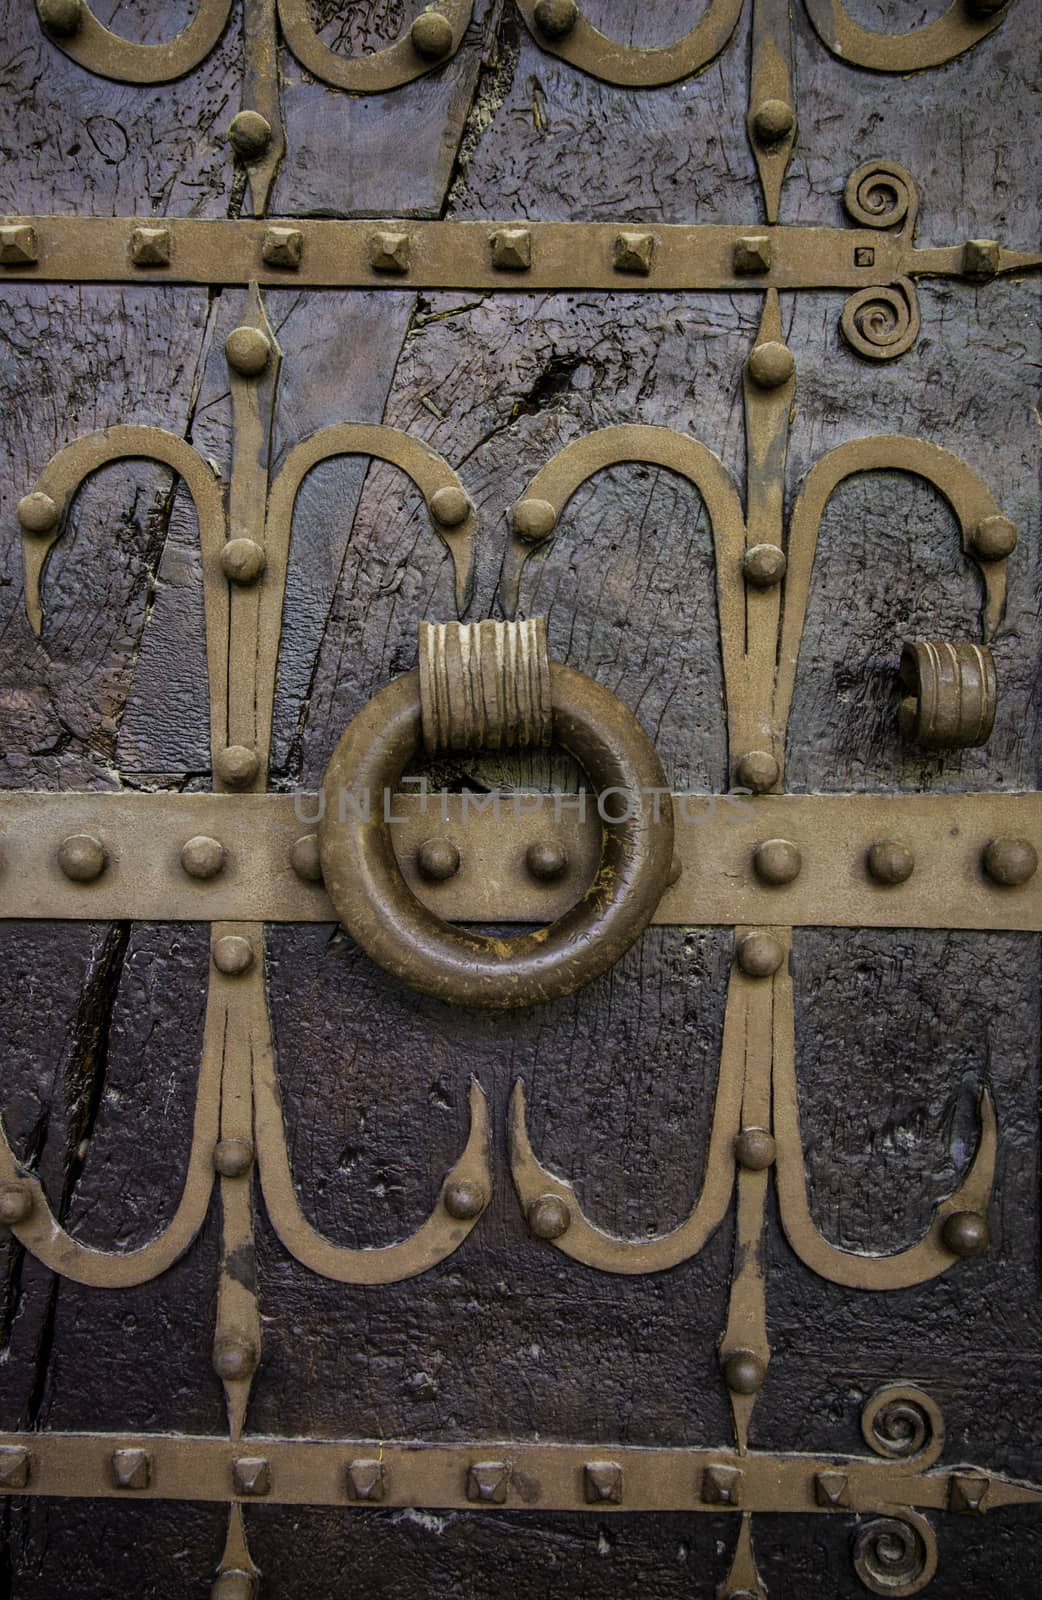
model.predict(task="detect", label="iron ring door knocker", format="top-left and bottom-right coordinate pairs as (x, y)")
top-left (319, 618), bottom-right (675, 1008)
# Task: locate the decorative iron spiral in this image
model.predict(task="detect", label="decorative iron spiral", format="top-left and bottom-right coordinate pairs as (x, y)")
top-left (840, 280), bottom-right (921, 361)
top-left (853, 1511), bottom-right (938, 1596)
top-left (861, 1386), bottom-right (944, 1462)
top-left (843, 161), bottom-right (918, 231)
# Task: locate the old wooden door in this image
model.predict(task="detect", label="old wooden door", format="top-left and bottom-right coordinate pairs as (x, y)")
top-left (1, 1), bottom-right (1040, 1594)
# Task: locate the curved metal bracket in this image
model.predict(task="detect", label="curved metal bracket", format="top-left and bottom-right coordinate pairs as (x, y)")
top-left (516, 0), bottom-right (744, 87)
top-left (36, 0), bottom-right (234, 84)
top-left (803, 0), bottom-right (1007, 73)
top-left (277, 0), bottom-right (472, 92)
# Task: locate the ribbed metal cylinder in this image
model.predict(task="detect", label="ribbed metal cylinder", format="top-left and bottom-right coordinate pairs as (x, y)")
top-left (898, 639), bottom-right (996, 749)
top-left (418, 618), bottom-right (552, 754)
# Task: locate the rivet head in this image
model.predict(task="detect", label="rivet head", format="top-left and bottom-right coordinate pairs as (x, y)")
top-left (180, 835), bottom-right (226, 880)
top-left (525, 840), bottom-right (568, 882)
top-left (467, 1461), bottom-right (509, 1503)
top-left (753, 838), bottom-right (801, 885)
top-left (231, 1455), bottom-right (271, 1497)
top-left (214, 1138), bottom-right (254, 1179)
top-left (261, 226), bottom-right (304, 270)
top-left (736, 930), bottom-right (784, 978)
top-left (613, 231), bottom-right (656, 276)
top-left (735, 750), bottom-right (779, 793)
top-left (369, 230), bottom-right (411, 275)
top-left (214, 1335), bottom-right (258, 1383)
top-left (58, 833), bottom-right (107, 882)
top-left (942, 1210), bottom-right (990, 1258)
top-left (527, 1192), bottom-right (570, 1240)
top-left (0, 1182), bottom-right (32, 1226)
top-left (513, 498), bottom-right (557, 542)
top-left (0, 1446), bottom-right (31, 1489)
top-left (702, 1463), bottom-right (742, 1505)
top-left (584, 1461), bottom-right (623, 1504)
top-left (211, 1571), bottom-right (256, 1600)
top-left (220, 537), bottom-right (266, 585)
top-left (410, 10), bottom-right (454, 60)
top-left (949, 1472), bottom-right (990, 1513)
top-left (290, 833), bottom-right (324, 883)
top-left (111, 1447), bottom-right (151, 1490)
top-left (866, 839), bottom-right (915, 885)
top-left (751, 97), bottom-right (795, 144)
top-left (491, 226), bottom-right (532, 271)
top-left (734, 1127), bottom-right (776, 1171)
top-left (130, 226), bottom-right (171, 268)
top-left (747, 339), bottom-right (795, 389)
top-left (983, 836), bottom-right (1037, 887)
top-left (215, 745), bottom-right (260, 789)
top-left (37, 0), bottom-right (84, 35)
top-left (346, 1458), bottom-right (385, 1501)
top-left (743, 543), bottom-right (787, 588)
top-left (213, 935), bottom-right (255, 977)
top-left (0, 225), bottom-right (38, 266)
top-left (962, 237), bottom-right (1001, 278)
top-left (534, 0), bottom-right (579, 37)
top-left (16, 490), bottom-right (59, 534)
top-left (227, 110), bottom-right (272, 160)
top-left (733, 235), bottom-right (772, 276)
top-left (430, 485), bottom-right (470, 527)
top-left (417, 837), bottom-right (461, 882)
top-left (722, 1349), bottom-right (766, 1395)
top-left (815, 1470), bottom-right (851, 1508)
top-left (225, 326), bottom-right (272, 377)
top-left (443, 1178), bottom-right (486, 1220)
top-left (969, 513), bottom-right (1017, 560)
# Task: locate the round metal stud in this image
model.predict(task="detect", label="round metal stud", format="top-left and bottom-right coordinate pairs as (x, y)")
top-left (213, 935), bottom-right (255, 977)
top-left (57, 833), bottom-right (107, 883)
top-left (734, 1128), bottom-right (776, 1171)
top-left (443, 1179), bottom-right (486, 1220)
top-left (211, 1572), bottom-right (255, 1600)
top-left (722, 1350), bottom-right (766, 1395)
top-left (747, 340), bottom-right (795, 389)
top-left (225, 327), bottom-right (272, 377)
top-left (289, 833), bottom-right (324, 884)
top-left (534, 0), bottom-right (579, 37)
top-left (37, 0), bottom-right (83, 35)
top-left (736, 930), bottom-right (784, 978)
top-left (742, 543), bottom-right (787, 588)
top-left (16, 490), bottom-right (59, 534)
top-left (0, 1182), bottom-right (32, 1226)
top-left (212, 1334), bottom-right (258, 1382)
top-left (220, 537), bottom-right (266, 584)
top-left (215, 745), bottom-right (260, 789)
top-left (227, 110), bottom-right (272, 160)
top-left (528, 1193), bottom-right (570, 1240)
top-left (751, 97), bottom-right (795, 145)
top-left (983, 836), bottom-right (1037, 887)
top-left (513, 498), bottom-right (557, 543)
top-left (968, 514), bottom-right (1017, 561)
top-left (180, 835), bottom-right (226, 881)
top-left (410, 10), bottom-right (454, 60)
top-left (867, 839), bottom-right (915, 886)
top-left (213, 1138), bottom-right (254, 1179)
top-left (525, 840), bottom-right (568, 882)
top-left (753, 838), bottom-right (801, 886)
top-left (735, 750), bottom-right (779, 794)
top-left (416, 838), bottom-right (461, 883)
top-left (429, 485), bottom-right (470, 528)
top-left (941, 1210), bottom-right (990, 1259)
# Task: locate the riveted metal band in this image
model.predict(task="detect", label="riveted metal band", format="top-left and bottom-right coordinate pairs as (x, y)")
top-left (418, 618), bottom-right (552, 755)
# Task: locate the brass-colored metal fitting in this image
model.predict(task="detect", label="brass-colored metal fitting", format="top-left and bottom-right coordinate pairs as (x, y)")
top-left (443, 1178), bottom-right (486, 1220)
top-left (429, 485), bottom-right (470, 527)
top-left (224, 326), bottom-right (272, 377)
top-left (211, 1571), bottom-right (256, 1600)
top-left (220, 537), bottom-right (266, 584)
top-left (751, 97), bottom-right (795, 145)
top-left (941, 1210), bottom-right (990, 1258)
top-left (733, 236), bottom-right (772, 275)
top-left (289, 833), bottom-right (324, 883)
top-left (0, 225), bottom-right (38, 266)
top-left (734, 1128), bottom-right (776, 1171)
top-left (584, 1461), bottom-right (623, 1503)
top-left (0, 1182), bottom-right (33, 1226)
top-left (527, 1192), bottom-right (570, 1240)
top-left (110, 1447), bottom-right (151, 1490)
top-left (411, 10), bottom-right (454, 61)
top-left (16, 490), bottom-right (59, 534)
top-left (722, 1349), bottom-right (766, 1395)
top-left (525, 840), bottom-right (568, 882)
top-left (747, 339), bottom-right (795, 389)
top-left (512, 498), bottom-right (557, 542)
top-left (213, 1334), bottom-right (259, 1383)
top-left (491, 227), bottom-right (532, 271)
top-left (180, 835), bottom-right (226, 880)
top-left (866, 839), bottom-right (915, 885)
top-left (702, 1462), bottom-right (742, 1505)
top-left (57, 833), bottom-right (108, 882)
top-left (215, 745), bottom-right (260, 788)
top-left (346, 1458), bottom-right (385, 1501)
top-left (231, 1455), bottom-right (271, 1496)
top-left (613, 231), bottom-right (656, 276)
top-left (227, 110), bottom-right (272, 160)
top-left (467, 1461), bottom-right (509, 1503)
top-left (736, 930), bottom-right (784, 978)
top-left (898, 640), bottom-right (996, 749)
top-left (0, 1446), bottom-right (31, 1488)
top-left (213, 1138), bottom-right (254, 1179)
top-left (37, 0), bottom-right (83, 35)
top-left (734, 750), bottom-right (779, 793)
top-left (534, 0), bottom-right (579, 37)
top-left (949, 1473), bottom-right (990, 1514)
top-left (212, 935), bottom-right (255, 976)
top-left (369, 230), bottom-right (411, 275)
top-left (416, 837), bottom-right (461, 882)
top-left (129, 226), bottom-right (171, 268)
top-left (742, 543), bottom-right (787, 588)
top-left (262, 226), bottom-right (304, 270)
top-left (753, 838), bottom-right (801, 885)
top-left (969, 513), bottom-right (1017, 561)
top-left (815, 1470), bottom-right (851, 1507)
top-left (982, 836), bottom-right (1037, 887)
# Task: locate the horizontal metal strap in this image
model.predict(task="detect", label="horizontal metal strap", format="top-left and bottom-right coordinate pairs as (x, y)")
top-left (0, 1429), bottom-right (1035, 1513)
top-left (0, 790), bottom-right (1038, 930)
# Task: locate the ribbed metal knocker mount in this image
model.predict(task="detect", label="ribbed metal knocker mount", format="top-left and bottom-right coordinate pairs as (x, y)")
top-left (318, 617), bottom-right (675, 1007)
